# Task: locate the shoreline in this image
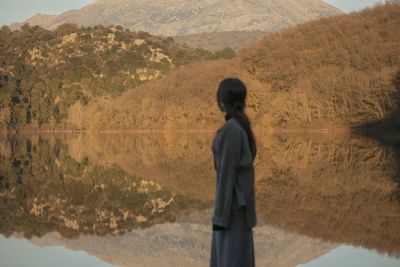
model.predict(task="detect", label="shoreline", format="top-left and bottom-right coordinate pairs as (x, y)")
top-left (0, 127), bottom-right (352, 134)
top-left (1, 123), bottom-right (398, 140)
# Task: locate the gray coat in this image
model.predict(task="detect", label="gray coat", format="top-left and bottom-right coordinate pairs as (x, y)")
top-left (211, 118), bottom-right (257, 229)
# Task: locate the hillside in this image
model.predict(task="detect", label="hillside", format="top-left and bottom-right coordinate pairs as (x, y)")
top-left (68, 2), bottom-right (400, 131)
top-left (0, 23), bottom-right (232, 130)
top-left (239, 2), bottom-right (400, 127)
top-left (1, 3), bottom-right (400, 131)
top-left (10, 0), bottom-right (341, 36)
top-left (172, 30), bottom-right (267, 52)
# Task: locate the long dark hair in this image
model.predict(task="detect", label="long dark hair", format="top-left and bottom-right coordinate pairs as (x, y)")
top-left (217, 78), bottom-right (257, 160)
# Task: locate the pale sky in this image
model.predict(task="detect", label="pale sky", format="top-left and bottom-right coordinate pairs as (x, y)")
top-left (0, 0), bottom-right (95, 26)
top-left (0, 0), bottom-right (385, 26)
top-left (324, 0), bottom-right (384, 12)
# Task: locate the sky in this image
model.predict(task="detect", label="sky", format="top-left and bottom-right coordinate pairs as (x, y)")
top-left (324, 0), bottom-right (384, 12)
top-left (0, 0), bottom-right (95, 26)
top-left (0, 0), bottom-right (385, 26)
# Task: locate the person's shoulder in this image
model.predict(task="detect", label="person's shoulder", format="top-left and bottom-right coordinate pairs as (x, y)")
top-left (224, 118), bottom-right (242, 131)
top-left (222, 119), bottom-right (243, 137)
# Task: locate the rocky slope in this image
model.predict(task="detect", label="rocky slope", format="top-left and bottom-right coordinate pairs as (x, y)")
top-left (11, 0), bottom-right (342, 36)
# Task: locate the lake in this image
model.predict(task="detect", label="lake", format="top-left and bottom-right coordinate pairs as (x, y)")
top-left (0, 131), bottom-right (399, 267)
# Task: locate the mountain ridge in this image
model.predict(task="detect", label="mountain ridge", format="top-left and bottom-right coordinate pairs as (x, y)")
top-left (9, 0), bottom-right (342, 36)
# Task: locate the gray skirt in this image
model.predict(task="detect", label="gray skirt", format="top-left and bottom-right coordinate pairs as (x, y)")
top-left (210, 207), bottom-right (255, 267)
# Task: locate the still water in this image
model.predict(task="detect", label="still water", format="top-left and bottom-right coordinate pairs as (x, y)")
top-left (0, 132), bottom-right (399, 267)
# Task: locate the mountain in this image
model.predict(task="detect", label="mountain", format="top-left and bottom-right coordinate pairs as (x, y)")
top-left (2, 3), bottom-right (399, 131)
top-left (74, 2), bottom-right (400, 131)
top-left (11, 0), bottom-right (342, 36)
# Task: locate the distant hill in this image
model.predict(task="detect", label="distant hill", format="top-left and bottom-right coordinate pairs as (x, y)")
top-left (10, 0), bottom-right (342, 36)
top-left (173, 30), bottom-right (267, 52)
top-left (75, 2), bottom-right (400, 131)
top-left (0, 23), bottom-right (232, 130)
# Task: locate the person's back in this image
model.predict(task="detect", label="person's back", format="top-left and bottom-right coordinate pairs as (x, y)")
top-left (210, 78), bottom-right (257, 267)
top-left (212, 118), bottom-right (257, 229)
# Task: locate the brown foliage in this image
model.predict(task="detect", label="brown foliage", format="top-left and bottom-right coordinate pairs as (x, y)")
top-left (83, 59), bottom-right (267, 130)
top-left (239, 2), bottom-right (400, 127)
top-left (26, 2), bottom-right (400, 131)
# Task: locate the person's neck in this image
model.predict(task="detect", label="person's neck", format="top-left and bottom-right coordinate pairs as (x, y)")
top-left (224, 113), bottom-right (232, 121)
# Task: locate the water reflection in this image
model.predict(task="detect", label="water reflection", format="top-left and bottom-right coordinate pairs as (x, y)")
top-left (0, 132), bottom-right (399, 266)
top-left (255, 134), bottom-right (400, 257)
top-left (5, 222), bottom-right (334, 267)
top-left (298, 245), bottom-right (400, 267)
top-left (0, 235), bottom-right (112, 267)
top-left (0, 135), bottom-right (209, 239)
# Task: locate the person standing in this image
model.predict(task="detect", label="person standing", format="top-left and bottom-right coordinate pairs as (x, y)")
top-left (210, 78), bottom-right (258, 267)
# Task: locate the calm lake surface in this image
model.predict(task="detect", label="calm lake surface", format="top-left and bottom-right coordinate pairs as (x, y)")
top-left (0, 132), bottom-right (399, 267)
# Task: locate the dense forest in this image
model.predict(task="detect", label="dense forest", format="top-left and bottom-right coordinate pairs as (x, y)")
top-left (0, 23), bottom-right (234, 130)
top-left (1, 2), bottom-right (400, 131)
